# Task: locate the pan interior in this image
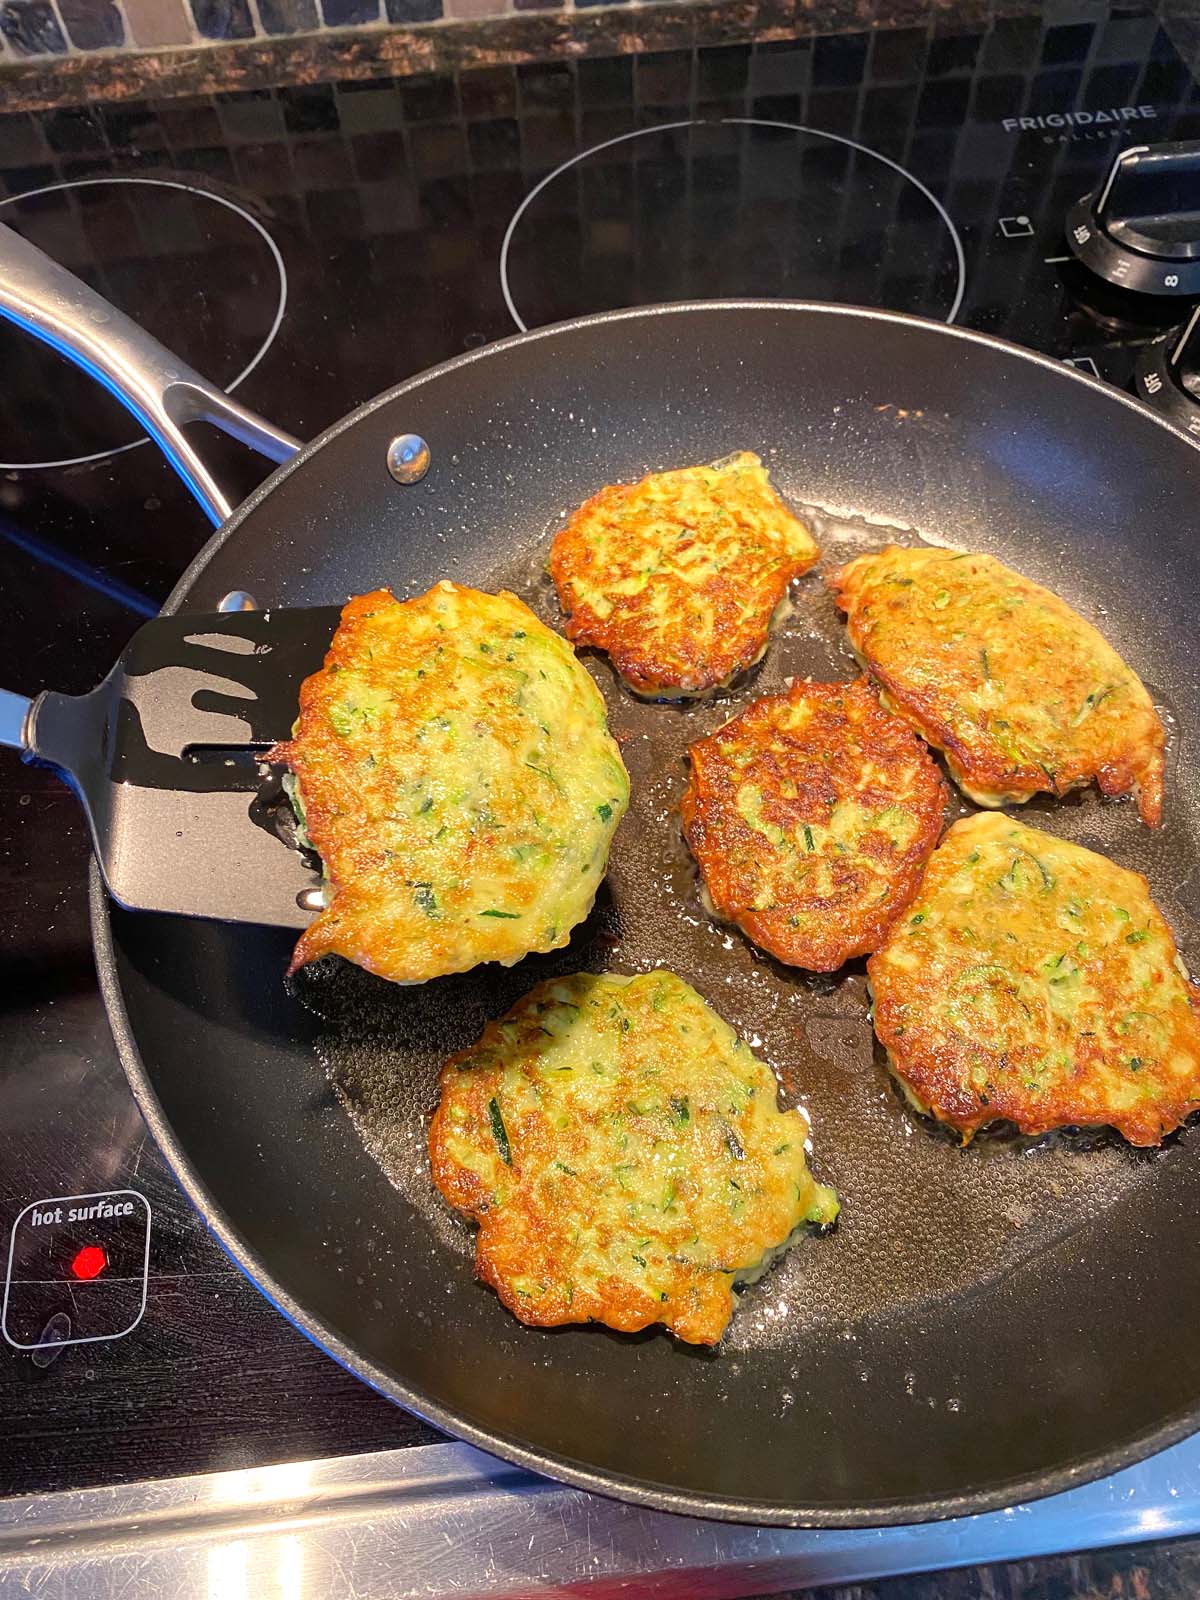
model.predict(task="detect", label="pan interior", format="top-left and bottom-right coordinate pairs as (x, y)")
top-left (104, 306), bottom-right (1200, 1523)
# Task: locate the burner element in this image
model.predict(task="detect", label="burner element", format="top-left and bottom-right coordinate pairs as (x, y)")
top-left (0, 178), bottom-right (287, 472)
top-left (501, 119), bottom-right (965, 332)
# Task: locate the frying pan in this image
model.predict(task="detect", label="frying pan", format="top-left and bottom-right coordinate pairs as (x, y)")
top-left (4, 219), bottom-right (1200, 1529)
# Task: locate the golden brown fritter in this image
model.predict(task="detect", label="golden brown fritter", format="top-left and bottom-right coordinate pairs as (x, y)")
top-left (269, 583), bottom-right (628, 984)
top-left (681, 676), bottom-right (947, 971)
top-left (869, 813), bottom-right (1200, 1146)
top-left (548, 452), bottom-right (819, 698)
top-left (829, 546), bottom-right (1165, 827)
top-left (429, 971), bottom-right (839, 1345)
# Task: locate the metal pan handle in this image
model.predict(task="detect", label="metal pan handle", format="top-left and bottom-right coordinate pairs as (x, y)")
top-left (1, 688), bottom-right (30, 752)
top-left (0, 221), bottom-right (301, 527)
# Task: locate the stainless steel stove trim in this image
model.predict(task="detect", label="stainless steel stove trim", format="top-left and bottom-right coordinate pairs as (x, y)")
top-left (2, 1433), bottom-right (1198, 1599)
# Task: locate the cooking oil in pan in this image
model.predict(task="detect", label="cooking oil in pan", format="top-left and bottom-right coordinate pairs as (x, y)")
top-left (294, 493), bottom-right (1195, 1356)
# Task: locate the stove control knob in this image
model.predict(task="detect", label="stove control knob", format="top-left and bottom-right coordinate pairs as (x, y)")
top-left (1136, 305), bottom-right (1200, 439)
top-left (1066, 140), bottom-right (1200, 296)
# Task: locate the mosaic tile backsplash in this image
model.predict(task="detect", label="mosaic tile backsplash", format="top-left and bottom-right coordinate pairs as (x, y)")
top-left (0, 0), bottom-right (477, 57)
top-left (0, 0), bottom-right (725, 63)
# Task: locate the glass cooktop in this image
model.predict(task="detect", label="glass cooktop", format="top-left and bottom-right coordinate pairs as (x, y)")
top-left (1, 0), bottom-right (1198, 1513)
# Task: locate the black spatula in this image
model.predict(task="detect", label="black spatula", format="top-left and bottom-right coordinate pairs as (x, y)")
top-left (2, 605), bottom-right (341, 927)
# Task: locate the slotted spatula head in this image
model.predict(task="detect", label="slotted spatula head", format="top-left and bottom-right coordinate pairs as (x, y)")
top-left (25, 605), bottom-right (342, 927)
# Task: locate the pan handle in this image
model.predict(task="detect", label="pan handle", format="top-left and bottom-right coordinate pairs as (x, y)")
top-left (1, 688), bottom-right (30, 752)
top-left (0, 222), bottom-right (301, 526)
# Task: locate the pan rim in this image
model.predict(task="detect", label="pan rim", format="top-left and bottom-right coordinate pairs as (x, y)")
top-left (160, 299), bottom-right (1200, 627)
top-left (93, 299), bottom-right (1200, 1527)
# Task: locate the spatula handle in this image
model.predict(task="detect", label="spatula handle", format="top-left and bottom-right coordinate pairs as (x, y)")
top-left (0, 688), bottom-right (30, 751)
top-left (0, 223), bottom-right (302, 527)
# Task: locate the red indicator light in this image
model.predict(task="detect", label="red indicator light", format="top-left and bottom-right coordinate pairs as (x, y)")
top-left (70, 1245), bottom-right (107, 1281)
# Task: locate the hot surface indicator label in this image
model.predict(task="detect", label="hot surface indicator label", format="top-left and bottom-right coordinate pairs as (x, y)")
top-left (2, 1189), bottom-right (151, 1351)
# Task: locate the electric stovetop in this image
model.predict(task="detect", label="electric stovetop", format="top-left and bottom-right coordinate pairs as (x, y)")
top-left (2, 4), bottom-right (1199, 1587)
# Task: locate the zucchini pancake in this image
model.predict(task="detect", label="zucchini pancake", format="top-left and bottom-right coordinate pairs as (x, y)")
top-left (830, 546), bottom-right (1165, 827)
top-left (681, 676), bottom-right (946, 970)
top-left (270, 582), bottom-right (629, 984)
top-left (429, 971), bottom-right (839, 1345)
top-left (548, 451), bottom-right (819, 699)
top-left (869, 813), bottom-right (1200, 1146)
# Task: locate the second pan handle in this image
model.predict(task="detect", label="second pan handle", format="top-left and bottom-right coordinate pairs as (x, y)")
top-left (0, 221), bottom-right (301, 526)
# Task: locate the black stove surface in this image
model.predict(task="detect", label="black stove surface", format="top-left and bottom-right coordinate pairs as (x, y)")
top-left (2, 4), bottom-right (1198, 1500)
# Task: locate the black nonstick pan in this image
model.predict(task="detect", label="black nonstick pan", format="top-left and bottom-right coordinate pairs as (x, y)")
top-left (4, 219), bottom-right (1200, 1528)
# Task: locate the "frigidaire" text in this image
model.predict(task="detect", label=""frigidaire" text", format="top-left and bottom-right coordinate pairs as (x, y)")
top-left (1002, 105), bottom-right (1157, 132)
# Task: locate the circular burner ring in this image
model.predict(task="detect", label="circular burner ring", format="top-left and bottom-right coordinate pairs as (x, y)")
top-left (500, 117), bottom-right (967, 333)
top-left (0, 176), bottom-right (288, 473)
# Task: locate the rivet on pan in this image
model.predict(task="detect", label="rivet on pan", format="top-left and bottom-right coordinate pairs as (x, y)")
top-left (387, 434), bottom-right (431, 485)
top-left (297, 886), bottom-right (329, 912)
top-left (217, 590), bottom-right (259, 612)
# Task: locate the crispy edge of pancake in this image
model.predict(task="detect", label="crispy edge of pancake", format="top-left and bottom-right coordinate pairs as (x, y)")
top-left (681, 676), bottom-right (947, 970)
top-left (867, 812), bottom-right (1200, 1146)
top-left (548, 452), bottom-right (819, 698)
top-left (828, 547), bottom-right (1166, 828)
top-left (428, 970), bottom-right (838, 1344)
